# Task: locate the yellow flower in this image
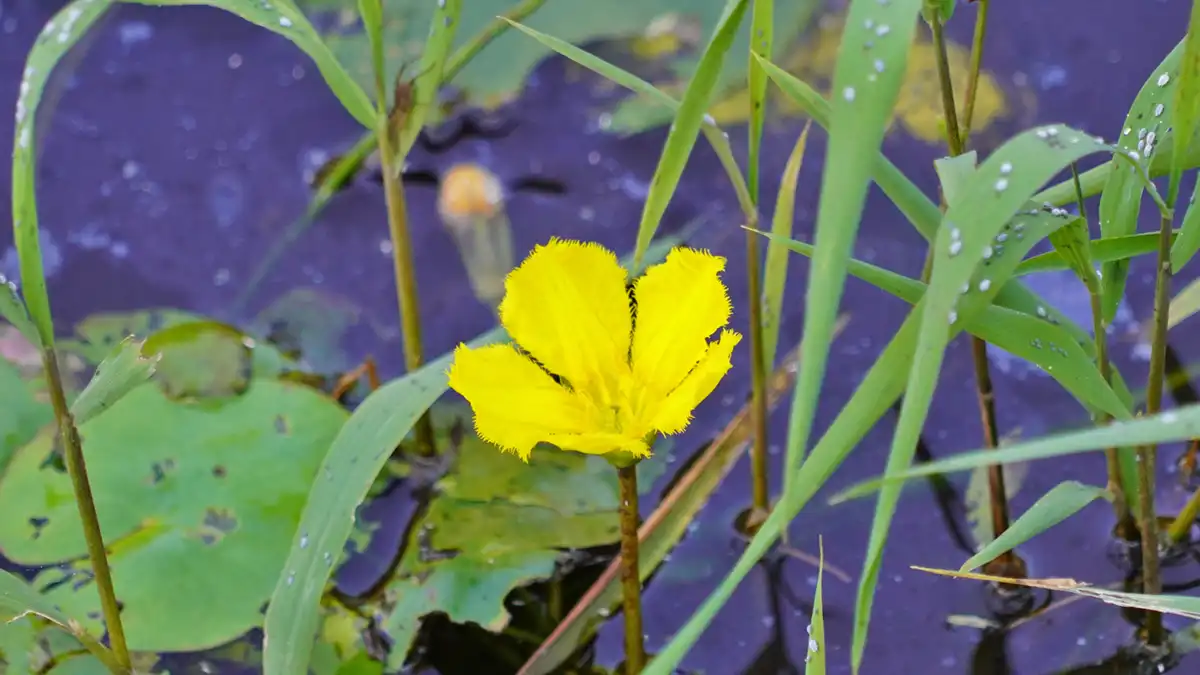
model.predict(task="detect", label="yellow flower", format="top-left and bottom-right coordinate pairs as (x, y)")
top-left (447, 238), bottom-right (742, 461)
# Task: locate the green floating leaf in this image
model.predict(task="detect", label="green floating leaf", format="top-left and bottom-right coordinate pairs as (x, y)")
top-left (630, 0), bottom-right (749, 269)
top-left (761, 124), bottom-right (811, 370)
top-left (69, 337), bottom-right (157, 427)
top-left (263, 235), bottom-right (684, 675)
top-left (0, 352), bottom-right (51, 473)
top-left (0, 380), bottom-right (348, 652)
top-left (960, 481), bottom-right (1110, 573)
top-left (751, 230), bottom-right (1129, 419)
top-left (142, 320), bottom-right (256, 400)
top-left (124, 0), bottom-right (374, 127)
top-left (0, 277), bottom-right (38, 348)
top-left (12, 1), bottom-right (117, 347)
top-left (805, 539), bottom-right (826, 675)
top-left (374, 406), bottom-right (668, 667)
top-left (1099, 38), bottom-right (1182, 320)
top-left (0, 570), bottom-right (121, 673)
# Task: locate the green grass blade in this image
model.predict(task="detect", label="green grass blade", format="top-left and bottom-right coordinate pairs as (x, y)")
top-left (1169, 275), bottom-right (1200, 329)
top-left (12, 0), bottom-right (116, 347)
top-left (395, 0), bottom-right (461, 159)
top-left (124, 0), bottom-right (375, 128)
top-left (1173, 178), bottom-right (1200, 272)
top-left (646, 310), bottom-right (922, 675)
top-left (69, 337), bottom-right (157, 427)
top-left (858, 125), bottom-right (1121, 672)
top-left (1099, 39), bottom-right (1183, 319)
top-left (805, 538), bottom-right (827, 675)
top-left (781, 0), bottom-right (925, 526)
top-left (959, 481), bottom-right (1110, 573)
top-left (761, 124), bottom-right (812, 369)
top-left (1016, 232), bottom-right (1171, 277)
top-left (356, 0), bottom-right (387, 106)
top-left (0, 275), bottom-right (38, 346)
top-left (747, 0), bottom-right (772, 202)
top-left (0, 570), bottom-right (122, 673)
top-left (1169, 1), bottom-right (1200, 206)
top-left (835, 403), bottom-right (1200, 500)
top-left (752, 230), bottom-right (1129, 419)
top-left (263, 238), bottom-right (684, 675)
top-left (630, 0), bottom-right (749, 269)
top-left (933, 152), bottom-right (977, 203)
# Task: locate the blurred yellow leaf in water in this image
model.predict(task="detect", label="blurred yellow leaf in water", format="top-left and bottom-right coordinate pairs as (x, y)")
top-left (707, 15), bottom-right (1017, 144)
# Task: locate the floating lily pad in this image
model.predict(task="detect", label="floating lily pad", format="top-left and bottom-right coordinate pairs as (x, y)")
top-left (251, 288), bottom-right (366, 375)
top-left (0, 379), bottom-right (349, 652)
top-left (142, 321), bottom-right (255, 400)
top-left (371, 405), bottom-right (667, 667)
top-left (0, 348), bottom-right (51, 473)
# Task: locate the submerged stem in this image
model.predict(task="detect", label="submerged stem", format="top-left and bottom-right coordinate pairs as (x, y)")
top-left (43, 351), bottom-right (130, 673)
top-left (617, 465), bottom-right (645, 674)
top-left (377, 123), bottom-right (437, 456)
top-left (1138, 209), bottom-right (1177, 646)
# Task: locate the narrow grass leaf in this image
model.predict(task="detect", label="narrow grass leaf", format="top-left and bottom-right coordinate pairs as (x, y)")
top-left (264, 239), bottom-right (683, 675)
top-left (1099, 39), bottom-right (1182, 319)
top-left (1169, 1), bottom-right (1200, 204)
top-left (356, 0), bottom-right (386, 105)
top-left (860, 125), bottom-right (1121, 672)
top-left (12, 0), bottom-right (116, 346)
top-left (914, 567), bottom-right (1200, 620)
top-left (395, 0), bottom-right (461, 159)
top-left (781, 0), bottom-right (925, 535)
top-left (1173, 179), bottom-right (1200, 272)
top-left (747, 0), bottom-right (773, 201)
top-left (1169, 276), bottom-right (1200, 329)
top-left (630, 0), bottom-right (749, 269)
top-left (646, 308), bottom-right (922, 675)
top-left (933, 152), bottom-right (977, 204)
top-left (805, 538), bottom-right (827, 675)
top-left (959, 481), bottom-right (1111, 573)
top-left (754, 55), bottom-right (1093, 350)
top-left (752, 230), bottom-right (1128, 419)
top-left (835, 403), bottom-right (1200, 501)
top-left (761, 123), bottom-right (811, 370)
top-left (0, 276), bottom-right (38, 346)
top-left (0, 570), bottom-right (122, 673)
top-left (124, 0), bottom-right (375, 128)
top-left (1016, 232), bottom-right (1169, 277)
top-left (70, 337), bottom-right (158, 427)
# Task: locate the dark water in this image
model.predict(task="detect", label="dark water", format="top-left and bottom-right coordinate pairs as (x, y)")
top-left (3, 0), bottom-right (1200, 673)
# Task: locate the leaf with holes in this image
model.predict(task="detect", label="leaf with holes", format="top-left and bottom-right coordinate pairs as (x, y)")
top-left (0, 379), bottom-right (347, 652)
top-left (960, 481), bottom-right (1110, 574)
top-left (1099, 38), bottom-right (1181, 318)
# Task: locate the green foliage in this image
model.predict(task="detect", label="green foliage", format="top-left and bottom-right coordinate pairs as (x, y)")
top-left (0, 378), bottom-right (348, 652)
top-left (805, 541), bottom-right (826, 675)
top-left (760, 126), bottom-right (810, 370)
top-left (0, 355), bottom-right (50, 473)
top-left (68, 337), bottom-right (157, 427)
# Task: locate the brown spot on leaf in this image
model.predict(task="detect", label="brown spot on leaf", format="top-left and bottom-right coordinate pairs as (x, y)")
top-left (212, 465), bottom-right (227, 478)
top-left (274, 415), bottom-right (288, 435)
top-left (191, 506), bottom-right (238, 546)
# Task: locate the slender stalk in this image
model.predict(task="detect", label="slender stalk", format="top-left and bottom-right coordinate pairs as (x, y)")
top-left (1138, 207), bottom-right (1177, 647)
top-left (959, 0), bottom-right (991, 146)
top-left (443, 0), bottom-right (548, 80)
top-left (43, 351), bottom-right (130, 673)
top-left (745, 230), bottom-right (770, 520)
top-left (1071, 164), bottom-right (1134, 535)
top-left (931, 11), bottom-right (1014, 566)
top-left (376, 110), bottom-right (437, 456)
top-left (617, 465), bottom-right (645, 674)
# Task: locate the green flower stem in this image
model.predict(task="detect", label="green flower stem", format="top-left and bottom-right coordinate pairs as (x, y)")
top-left (959, 0), bottom-right (990, 146)
top-left (43, 350), bottom-right (130, 673)
top-left (1167, 483), bottom-right (1200, 543)
top-left (617, 464), bottom-right (646, 674)
top-left (745, 231), bottom-right (771, 520)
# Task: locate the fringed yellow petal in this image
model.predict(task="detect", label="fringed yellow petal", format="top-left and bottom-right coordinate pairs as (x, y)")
top-left (447, 343), bottom-right (589, 460)
top-left (631, 247), bottom-right (733, 393)
top-left (651, 330), bottom-right (741, 435)
top-left (498, 239), bottom-right (632, 395)
top-left (544, 432), bottom-right (651, 458)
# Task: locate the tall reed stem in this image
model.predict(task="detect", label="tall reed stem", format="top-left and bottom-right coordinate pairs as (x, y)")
top-left (617, 465), bottom-right (645, 674)
top-left (931, 11), bottom-right (1014, 563)
top-left (43, 351), bottom-right (130, 673)
top-left (745, 231), bottom-right (771, 519)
